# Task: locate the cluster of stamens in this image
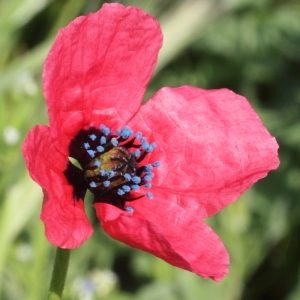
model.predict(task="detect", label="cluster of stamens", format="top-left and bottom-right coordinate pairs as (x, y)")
top-left (66, 124), bottom-right (160, 212)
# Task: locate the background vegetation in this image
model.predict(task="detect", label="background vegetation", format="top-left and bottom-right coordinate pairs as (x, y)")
top-left (0, 0), bottom-right (300, 299)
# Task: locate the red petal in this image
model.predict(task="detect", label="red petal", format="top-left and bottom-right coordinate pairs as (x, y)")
top-left (128, 86), bottom-right (279, 217)
top-left (22, 125), bottom-right (93, 248)
top-left (43, 3), bottom-right (162, 152)
top-left (95, 199), bottom-right (229, 281)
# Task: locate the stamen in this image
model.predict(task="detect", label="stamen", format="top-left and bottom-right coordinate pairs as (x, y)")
top-left (107, 170), bottom-right (115, 178)
top-left (87, 150), bottom-right (96, 157)
top-left (122, 185), bottom-right (131, 192)
top-left (145, 172), bottom-right (154, 178)
top-left (97, 146), bottom-right (104, 152)
top-left (124, 173), bottom-right (131, 181)
top-left (144, 164), bottom-right (153, 172)
top-left (100, 170), bottom-right (107, 176)
top-left (134, 150), bottom-right (141, 157)
top-left (111, 138), bottom-right (118, 146)
top-left (100, 136), bottom-right (106, 144)
top-left (153, 161), bottom-right (161, 167)
top-left (117, 189), bottom-right (125, 196)
top-left (135, 132), bottom-right (142, 139)
top-left (100, 124), bottom-right (110, 136)
top-left (131, 176), bottom-right (141, 184)
top-left (90, 181), bottom-right (97, 188)
top-left (144, 143), bottom-right (156, 153)
top-left (125, 207), bottom-right (134, 213)
top-left (103, 181), bottom-right (110, 187)
top-left (131, 185), bottom-right (140, 191)
top-left (89, 134), bottom-right (97, 141)
top-left (94, 160), bottom-right (101, 167)
top-left (151, 142), bottom-right (157, 149)
top-left (146, 192), bottom-right (153, 199)
top-left (84, 143), bottom-right (90, 149)
top-left (141, 142), bottom-right (149, 150)
top-left (144, 175), bottom-right (152, 181)
top-left (120, 126), bottom-right (133, 139)
top-left (144, 182), bottom-right (152, 188)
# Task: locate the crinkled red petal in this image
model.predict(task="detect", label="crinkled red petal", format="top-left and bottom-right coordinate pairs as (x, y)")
top-left (94, 199), bottom-right (229, 281)
top-left (128, 86), bottom-right (280, 217)
top-left (43, 3), bottom-right (162, 153)
top-left (22, 125), bottom-right (93, 248)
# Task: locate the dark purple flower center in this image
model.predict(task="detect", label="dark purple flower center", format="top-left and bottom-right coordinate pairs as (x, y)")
top-left (64, 125), bottom-right (160, 211)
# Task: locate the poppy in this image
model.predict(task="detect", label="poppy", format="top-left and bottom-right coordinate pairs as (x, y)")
top-left (22, 3), bottom-right (279, 281)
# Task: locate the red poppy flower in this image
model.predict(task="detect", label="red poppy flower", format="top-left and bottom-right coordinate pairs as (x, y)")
top-left (22, 3), bottom-right (279, 281)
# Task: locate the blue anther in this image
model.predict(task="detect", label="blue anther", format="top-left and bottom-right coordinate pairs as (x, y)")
top-left (107, 170), bottom-right (115, 178)
top-left (89, 181), bottom-right (97, 188)
top-left (121, 126), bottom-right (133, 139)
top-left (153, 161), bottom-right (161, 167)
top-left (124, 125), bottom-right (131, 130)
top-left (144, 182), bottom-right (152, 188)
top-left (144, 175), bottom-right (152, 181)
top-left (84, 143), bottom-right (90, 150)
top-left (124, 173), bottom-right (131, 181)
top-left (89, 134), bottom-right (97, 141)
top-left (100, 136), bottom-right (106, 145)
top-left (135, 132), bottom-right (142, 139)
top-left (145, 144), bottom-right (154, 153)
top-left (97, 145), bottom-right (104, 152)
top-left (141, 142), bottom-right (149, 150)
top-left (111, 138), bottom-right (118, 146)
top-left (151, 142), bottom-right (157, 149)
top-left (125, 207), bottom-right (134, 213)
top-left (100, 125), bottom-right (110, 136)
top-left (94, 160), bottom-right (101, 167)
top-left (87, 150), bottom-right (96, 158)
top-left (145, 172), bottom-right (154, 178)
top-left (116, 129), bottom-right (122, 135)
top-left (122, 185), bottom-right (131, 192)
top-left (144, 164), bottom-right (153, 172)
top-left (117, 189), bottom-right (125, 196)
top-left (141, 137), bottom-right (147, 143)
top-left (146, 192), bottom-right (153, 199)
top-left (134, 150), bottom-right (141, 157)
top-left (103, 180), bottom-right (110, 187)
top-left (131, 176), bottom-right (141, 184)
top-left (131, 185), bottom-right (140, 191)
top-left (100, 170), bottom-right (107, 176)
top-left (103, 128), bottom-right (110, 135)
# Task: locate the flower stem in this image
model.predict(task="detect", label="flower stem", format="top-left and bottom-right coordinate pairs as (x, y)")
top-left (48, 247), bottom-right (71, 300)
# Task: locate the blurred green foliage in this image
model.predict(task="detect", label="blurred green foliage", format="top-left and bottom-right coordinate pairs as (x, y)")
top-left (0, 0), bottom-right (299, 299)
